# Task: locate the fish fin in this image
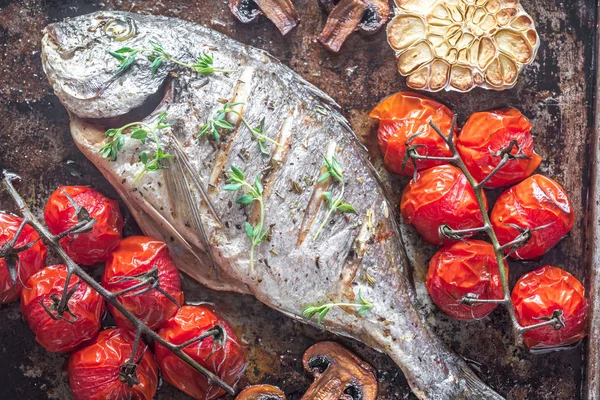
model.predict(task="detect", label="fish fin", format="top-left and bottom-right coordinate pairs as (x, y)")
top-left (166, 139), bottom-right (221, 273)
top-left (170, 138), bottom-right (221, 225)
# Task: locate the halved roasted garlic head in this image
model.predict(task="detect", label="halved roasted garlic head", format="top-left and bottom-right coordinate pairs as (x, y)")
top-left (387, 0), bottom-right (539, 92)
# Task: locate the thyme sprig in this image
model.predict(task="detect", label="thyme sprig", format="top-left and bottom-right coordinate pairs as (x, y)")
top-left (313, 155), bottom-right (357, 240)
top-left (109, 40), bottom-right (234, 75)
top-left (99, 112), bottom-right (173, 184)
top-left (302, 289), bottom-right (373, 323)
top-left (199, 102), bottom-right (281, 155)
top-left (223, 165), bottom-right (268, 271)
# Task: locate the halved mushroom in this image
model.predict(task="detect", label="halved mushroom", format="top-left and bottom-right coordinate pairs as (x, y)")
top-left (236, 385), bottom-right (286, 400)
top-left (318, 0), bottom-right (390, 52)
top-left (301, 342), bottom-right (378, 400)
top-left (229, 0), bottom-right (299, 35)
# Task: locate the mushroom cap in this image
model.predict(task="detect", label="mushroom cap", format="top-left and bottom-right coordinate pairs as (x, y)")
top-left (301, 342), bottom-right (378, 400)
top-left (236, 385), bottom-right (286, 400)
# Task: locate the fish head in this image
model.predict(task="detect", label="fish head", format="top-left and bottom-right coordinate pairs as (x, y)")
top-left (41, 11), bottom-right (171, 119)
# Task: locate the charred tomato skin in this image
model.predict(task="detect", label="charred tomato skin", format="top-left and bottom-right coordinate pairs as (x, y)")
top-left (102, 236), bottom-right (184, 331)
top-left (369, 92), bottom-right (455, 176)
top-left (0, 212), bottom-right (47, 303)
top-left (68, 328), bottom-right (159, 400)
top-left (456, 108), bottom-right (541, 188)
top-left (20, 264), bottom-right (105, 352)
top-left (155, 305), bottom-right (247, 400)
top-left (490, 174), bottom-right (574, 260)
top-left (512, 266), bottom-right (587, 349)
top-left (427, 240), bottom-right (506, 320)
top-left (44, 186), bottom-right (124, 265)
top-left (400, 164), bottom-right (487, 244)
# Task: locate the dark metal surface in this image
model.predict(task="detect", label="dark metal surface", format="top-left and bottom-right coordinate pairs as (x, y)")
top-left (0, 0), bottom-right (596, 399)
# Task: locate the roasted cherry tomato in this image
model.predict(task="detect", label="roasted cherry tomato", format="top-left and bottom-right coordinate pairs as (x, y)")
top-left (0, 212), bottom-right (47, 303)
top-left (456, 108), bottom-right (541, 188)
top-left (427, 240), bottom-right (506, 320)
top-left (21, 264), bottom-right (105, 352)
top-left (400, 164), bottom-right (487, 244)
top-left (370, 92), bottom-right (455, 176)
top-left (512, 266), bottom-right (587, 349)
top-left (155, 305), bottom-right (247, 400)
top-left (103, 236), bottom-right (184, 330)
top-left (68, 328), bottom-right (159, 400)
top-left (491, 174), bottom-right (574, 260)
top-left (44, 186), bottom-right (123, 265)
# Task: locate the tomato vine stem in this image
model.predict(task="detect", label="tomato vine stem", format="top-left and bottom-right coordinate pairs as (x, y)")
top-left (1, 171), bottom-right (236, 396)
top-left (413, 118), bottom-right (565, 340)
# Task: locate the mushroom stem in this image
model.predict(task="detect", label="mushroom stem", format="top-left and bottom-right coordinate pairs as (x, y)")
top-left (255, 0), bottom-right (299, 35)
top-left (318, 0), bottom-right (366, 53)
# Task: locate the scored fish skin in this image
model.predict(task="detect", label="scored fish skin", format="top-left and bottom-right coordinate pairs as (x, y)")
top-left (41, 11), bottom-right (503, 399)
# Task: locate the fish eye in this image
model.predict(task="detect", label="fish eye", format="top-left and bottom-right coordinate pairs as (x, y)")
top-left (103, 17), bottom-right (136, 42)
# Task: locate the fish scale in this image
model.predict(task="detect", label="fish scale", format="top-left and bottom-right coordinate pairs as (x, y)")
top-left (42, 10), bottom-right (503, 399)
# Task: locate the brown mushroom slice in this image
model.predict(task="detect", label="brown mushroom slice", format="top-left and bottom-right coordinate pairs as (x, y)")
top-left (301, 342), bottom-right (378, 400)
top-left (229, 0), bottom-right (299, 35)
top-left (236, 385), bottom-right (286, 400)
top-left (318, 0), bottom-right (390, 53)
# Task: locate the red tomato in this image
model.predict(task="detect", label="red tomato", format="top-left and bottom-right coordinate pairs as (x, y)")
top-left (0, 212), bottom-right (47, 303)
top-left (490, 174), bottom-right (574, 259)
top-left (427, 240), bottom-right (506, 320)
top-left (369, 92), bottom-right (455, 176)
top-left (155, 305), bottom-right (247, 400)
top-left (103, 236), bottom-right (184, 331)
top-left (20, 264), bottom-right (105, 352)
top-left (44, 186), bottom-right (123, 265)
top-left (400, 164), bottom-right (487, 244)
top-left (512, 266), bottom-right (587, 349)
top-left (456, 108), bottom-right (541, 188)
top-left (68, 328), bottom-right (159, 400)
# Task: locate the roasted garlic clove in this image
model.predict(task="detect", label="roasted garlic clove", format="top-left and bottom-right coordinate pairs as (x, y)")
top-left (387, 0), bottom-right (540, 92)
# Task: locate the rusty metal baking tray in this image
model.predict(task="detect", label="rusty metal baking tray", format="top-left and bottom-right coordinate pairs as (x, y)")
top-left (0, 0), bottom-right (597, 399)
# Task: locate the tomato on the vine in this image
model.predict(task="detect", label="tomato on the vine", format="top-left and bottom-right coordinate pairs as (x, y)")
top-left (44, 186), bottom-right (123, 265)
top-left (0, 212), bottom-right (47, 303)
top-left (155, 305), bottom-right (247, 400)
top-left (456, 108), bottom-right (541, 188)
top-left (512, 266), bottom-right (587, 349)
top-left (20, 264), bottom-right (105, 352)
top-left (68, 328), bottom-right (159, 400)
top-left (400, 164), bottom-right (487, 244)
top-left (427, 240), bottom-right (506, 320)
top-left (370, 92), bottom-right (455, 176)
top-left (102, 236), bottom-right (184, 331)
top-left (491, 174), bottom-right (574, 260)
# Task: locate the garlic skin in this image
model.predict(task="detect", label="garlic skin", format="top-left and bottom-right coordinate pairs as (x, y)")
top-left (387, 0), bottom-right (540, 92)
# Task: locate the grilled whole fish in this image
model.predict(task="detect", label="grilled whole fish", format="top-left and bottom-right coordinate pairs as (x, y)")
top-left (41, 11), bottom-right (503, 399)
